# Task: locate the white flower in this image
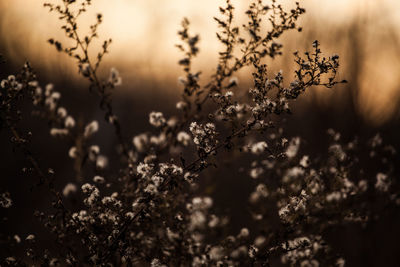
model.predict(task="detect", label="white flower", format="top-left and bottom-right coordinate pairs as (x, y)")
top-left (57, 107), bottom-right (67, 118)
top-left (250, 141), bottom-right (268, 155)
top-left (326, 191), bottom-right (342, 202)
top-left (132, 133), bottom-right (148, 152)
top-left (254, 236), bottom-right (266, 247)
top-left (88, 145), bottom-right (100, 161)
top-left (63, 183), bottom-right (77, 197)
top-left (51, 92), bottom-right (61, 100)
top-left (108, 67), bottom-right (122, 86)
top-left (80, 63), bottom-right (91, 77)
top-left (81, 183), bottom-right (100, 206)
top-left (96, 155), bottom-right (108, 169)
top-left (0, 79), bottom-right (7, 88)
top-left (137, 162), bottom-right (152, 178)
top-left (329, 144), bottom-right (346, 161)
top-left (299, 155), bottom-right (309, 168)
top-left (144, 184), bottom-right (158, 194)
top-left (151, 259), bottom-right (166, 267)
top-left (230, 246), bottom-right (247, 259)
top-left (336, 258), bottom-right (345, 267)
top-left (189, 122), bottom-right (218, 153)
top-left (176, 101), bottom-right (187, 110)
top-left (45, 84), bottom-right (54, 96)
top-left (256, 184), bottom-right (269, 197)
top-left (149, 112), bottom-right (166, 127)
top-left (250, 167), bottom-right (264, 179)
top-left (159, 163), bottom-right (183, 176)
top-left (5, 257), bottom-right (16, 264)
top-left (238, 228), bottom-right (249, 238)
top-left (191, 196), bottom-right (213, 210)
top-left (0, 192), bottom-right (12, 208)
top-left (190, 211), bottom-right (206, 229)
top-left (248, 245), bottom-right (258, 258)
top-left (68, 146), bottom-right (77, 158)
top-left (286, 137), bottom-right (300, 158)
top-left (375, 173), bottom-right (390, 192)
top-left (151, 175), bottom-right (164, 187)
top-left (65, 116), bottom-right (75, 128)
top-left (358, 180), bottom-right (368, 192)
top-left (14, 235), bottom-right (21, 243)
top-left (209, 246), bottom-right (224, 261)
top-left (84, 120), bottom-right (99, 138)
top-left (225, 91), bottom-right (234, 98)
top-left (93, 176), bottom-right (105, 184)
top-left (283, 167), bottom-right (304, 183)
top-left (50, 128), bottom-right (69, 137)
top-left (177, 131), bottom-right (191, 146)
top-left (26, 234), bottom-right (35, 241)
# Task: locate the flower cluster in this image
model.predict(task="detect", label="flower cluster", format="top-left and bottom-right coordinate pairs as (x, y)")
top-left (190, 122), bottom-right (219, 155)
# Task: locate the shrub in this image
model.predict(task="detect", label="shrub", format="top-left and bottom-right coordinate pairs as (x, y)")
top-left (0, 0), bottom-right (398, 266)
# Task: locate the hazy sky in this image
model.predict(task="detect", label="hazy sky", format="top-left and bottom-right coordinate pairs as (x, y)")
top-left (1, 0), bottom-right (399, 125)
top-left (1, 0), bottom-right (398, 66)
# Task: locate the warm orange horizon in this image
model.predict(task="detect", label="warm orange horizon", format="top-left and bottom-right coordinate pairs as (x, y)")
top-left (0, 0), bottom-right (399, 125)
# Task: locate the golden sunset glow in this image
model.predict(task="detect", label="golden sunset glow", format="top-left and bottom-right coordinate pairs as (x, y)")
top-left (0, 0), bottom-right (399, 125)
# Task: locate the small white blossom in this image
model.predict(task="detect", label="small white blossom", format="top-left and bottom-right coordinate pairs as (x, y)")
top-left (299, 155), bottom-right (310, 168)
top-left (89, 145), bottom-right (100, 161)
top-left (326, 191), bottom-right (342, 202)
top-left (50, 128), bottom-right (69, 137)
top-left (250, 141), bottom-right (268, 155)
top-left (45, 84), bottom-right (53, 96)
top-left (375, 173), bottom-right (390, 192)
top-left (176, 101), bottom-right (187, 110)
top-left (238, 228), bottom-right (250, 239)
top-left (96, 155), bottom-right (108, 169)
top-left (133, 133), bottom-right (148, 152)
top-left (79, 63), bottom-right (91, 77)
top-left (65, 116), bottom-right (75, 128)
top-left (286, 137), bottom-right (301, 158)
top-left (151, 258), bottom-right (167, 267)
top-left (14, 235), bottom-right (21, 243)
top-left (254, 236), bottom-right (266, 247)
top-left (84, 120), bottom-right (99, 138)
top-left (0, 192), bottom-right (12, 208)
top-left (68, 146), bottom-right (78, 158)
top-left (63, 183), bottom-right (77, 197)
top-left (248, 245), bottom-right (258, 258)
top-left (57, 107), bottom-right (67, 118)
top-left (209, 246), bottom-right (224, 261)
top-left (108, 67), bottom-right (122, 86)
top-left (81, 183), bottom-right (100, 206)
top-left (177, 131), bottom-right (191, 146)
top-left (93, 176), bottom-right (105, 184)
top-left (5, 257), bottom-right (16, 264)
top-left (137, 162), bottom-right (153, 178)
top-left (151, 175), bottom-right (164, 187)
top-left (358, 180), bottom-right (368, 192)
top-left (190, 122), bottom-right (218, 153)
top-left (149, 112), bottom-right (166, 127)
top-left (250, 167), bottom-right (264, 179)
top-left (144, 184), bottom-right (158, 194)
top-left (26, 234), bottom-right (35, 241)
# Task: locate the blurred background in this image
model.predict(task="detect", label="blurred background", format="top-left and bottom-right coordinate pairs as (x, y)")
top-left (1, 0), bottom-right (400, 266)
top-left (1, 0), bottom-right (400, 125)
